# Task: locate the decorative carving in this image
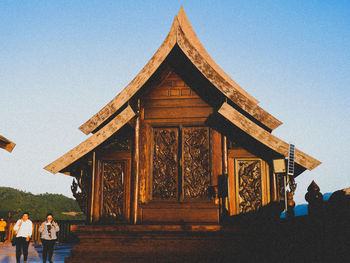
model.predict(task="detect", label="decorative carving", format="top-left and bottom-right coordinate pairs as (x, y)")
top-left (305, 180), bottom-right (323, 203)
top-left (305, 180), bottom-right (324, 216)
top-left (276, 174), bottom-right (286, 202)
top-left (101, 133), bottom-right (131, 152)
top-left (289, 176), bottom-right (297, 196)
top-left (71, 165), bottom-right (91, 214)
top-left (152, 128), bottom-right (178, 199)
top-left (286, 175), bottom-right (297, 217)
top-left (182, 127), bottom-right (210, 199)
top-left (102, 160), bottom-right (125, 218)
top-left (237, 159), bottom-right (262, 213)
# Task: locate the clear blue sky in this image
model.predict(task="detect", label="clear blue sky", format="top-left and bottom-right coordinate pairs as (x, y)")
top-left (1, 0), bottom-right (349, 204)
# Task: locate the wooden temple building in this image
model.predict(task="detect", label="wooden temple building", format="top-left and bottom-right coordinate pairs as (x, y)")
top-left (45, 7), bottom-right (321, 262)
top-left (0, 135), bottom-right (15, 153)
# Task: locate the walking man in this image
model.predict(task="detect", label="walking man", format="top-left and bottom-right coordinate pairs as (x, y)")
top-left (14, 212), bottom-right (33, 263)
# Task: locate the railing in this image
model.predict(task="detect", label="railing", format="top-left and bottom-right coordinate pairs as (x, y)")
top-left (6, 220), bottom-right (85, 243)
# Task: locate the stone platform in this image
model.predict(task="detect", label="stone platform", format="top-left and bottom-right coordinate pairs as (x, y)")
top-left (65, 224), bottom-right (261, 263)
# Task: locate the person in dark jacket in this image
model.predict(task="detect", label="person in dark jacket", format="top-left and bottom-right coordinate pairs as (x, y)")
top-left (39, 213), bottom-right (59, 263)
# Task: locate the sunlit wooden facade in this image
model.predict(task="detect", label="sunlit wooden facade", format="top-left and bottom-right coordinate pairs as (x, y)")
top-left (45, 7), bottom-right (321, 262)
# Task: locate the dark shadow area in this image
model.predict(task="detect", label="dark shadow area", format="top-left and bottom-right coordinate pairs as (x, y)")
top-left (214, 192), bottom-right (350, 263)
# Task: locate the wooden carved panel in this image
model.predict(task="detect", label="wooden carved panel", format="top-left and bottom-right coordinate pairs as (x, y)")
top-left (152, 128), bottom-right (178, 199)
top-left (102, 137), bottom-right (131, 152)
top-left (276, 174), bottom-right (286, 202)
top-left (102, 160), bottom-right (125, 218)
top-left (100, 130), bottom-right (132, 152)
top-left (235, 159), bottom-right (262, 214)
top-left (71, 164), bottom-right (91, 214)
top-left (145, 70), bottom-right (200, 100)
top-left (182, 127), bottom-right (210, 199)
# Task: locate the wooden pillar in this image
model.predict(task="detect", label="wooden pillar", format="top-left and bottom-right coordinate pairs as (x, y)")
top-left (272, 172), bottom-right (278, 202)
top-left (211, 130), bottom-right (222, 206)
top-left (133, 99), bottom-right (141, 224)
top-left (89, 151), bottom-right (96, 223)
top-left (221, 135), bottom-right (229, 217)
top-left (223, 136), bottom-right (228, 175)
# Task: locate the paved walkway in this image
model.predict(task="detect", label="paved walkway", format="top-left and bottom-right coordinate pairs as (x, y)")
top-left (0, 242), bottom-right (75, 263)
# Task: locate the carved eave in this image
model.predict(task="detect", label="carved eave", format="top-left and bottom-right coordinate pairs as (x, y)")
top-left (44, 105), bottom-right (136, 174)
top-left (0, 135), bottom-right (16, 153)
top-left (218, 102), bottom-right (321, 171)
top-left (79, 7), bottom-right (282, 135)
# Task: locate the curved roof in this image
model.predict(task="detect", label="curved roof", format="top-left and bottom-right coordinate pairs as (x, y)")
top-left (218, 102), bottom-right (321, 171)
top-left (44, 8), bottom-right (321, 175)
top-left (78, 7), bottom-right (282, 135)
top-left (44, 105), bottom-right (135, 174)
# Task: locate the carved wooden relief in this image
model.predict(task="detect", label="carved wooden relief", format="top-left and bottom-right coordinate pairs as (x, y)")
top-left (71, 164), bottom-right (91, 214)
top-left (103, 137), bottom-right (131, 152)
top-left (182, 127), bottom-right (210, 199)
top-left (235, 159), bottom-right (262, 213)
top-left (102, 160), bottom-right (125, 218)
top-left (152, 128), bottom-right (178, 199)
top-left (100, 131), bottom-right (132, 152)
top-left (276, 174), bottom-right (286, 202)
top-left (145, 71), bottom-right (200, 99)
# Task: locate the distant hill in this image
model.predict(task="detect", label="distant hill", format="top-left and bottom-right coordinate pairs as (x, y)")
top-left (0, 187), bottom-right (86, 220)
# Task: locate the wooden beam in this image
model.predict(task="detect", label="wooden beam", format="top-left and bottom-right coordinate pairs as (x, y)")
top-left (44, 105), bottom-right (136, 174)
top-left (218, 102), bottom-right (321, 171)
top-left (0, 135), bottom-right (16, 153)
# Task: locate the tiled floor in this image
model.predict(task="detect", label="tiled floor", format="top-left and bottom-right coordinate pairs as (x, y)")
top-left (0, 242), bottom-right (75, 263)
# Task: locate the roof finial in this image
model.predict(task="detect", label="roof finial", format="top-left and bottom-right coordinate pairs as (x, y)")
top-left (178, 5), bottom-right (186, 18)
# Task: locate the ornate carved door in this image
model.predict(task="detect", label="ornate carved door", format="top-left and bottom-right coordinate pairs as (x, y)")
top-left (152, 128), bottom-right (179, 200)
top-left (151, 126), bottom-right (210, 201)
top-left (228, 157), bottom-right (270, 215)
top-left (182, 127), bottom-right (210, 200)
top-left (235, 159), bottom-right (263, 214)
top-left (100, 160), bottom-right (130, 221)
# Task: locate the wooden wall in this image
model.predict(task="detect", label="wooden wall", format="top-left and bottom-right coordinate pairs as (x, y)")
top-left (138, 68), bottom-right (219, 223)
top-left (86, 67), bottom-right (274, 224)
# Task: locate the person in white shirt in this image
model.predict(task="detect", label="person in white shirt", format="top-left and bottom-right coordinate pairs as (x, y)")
top-left (13, 212), bottom-right (33, 263)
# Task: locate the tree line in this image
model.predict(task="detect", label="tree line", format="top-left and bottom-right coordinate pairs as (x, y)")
top-left (0, 187), bottom-right (85, 220)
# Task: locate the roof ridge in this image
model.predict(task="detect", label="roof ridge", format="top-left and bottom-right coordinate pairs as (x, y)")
top-left (78, 7), bottom-right (282, 135)
top-left (176, 7), bottom-right (259, 105)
